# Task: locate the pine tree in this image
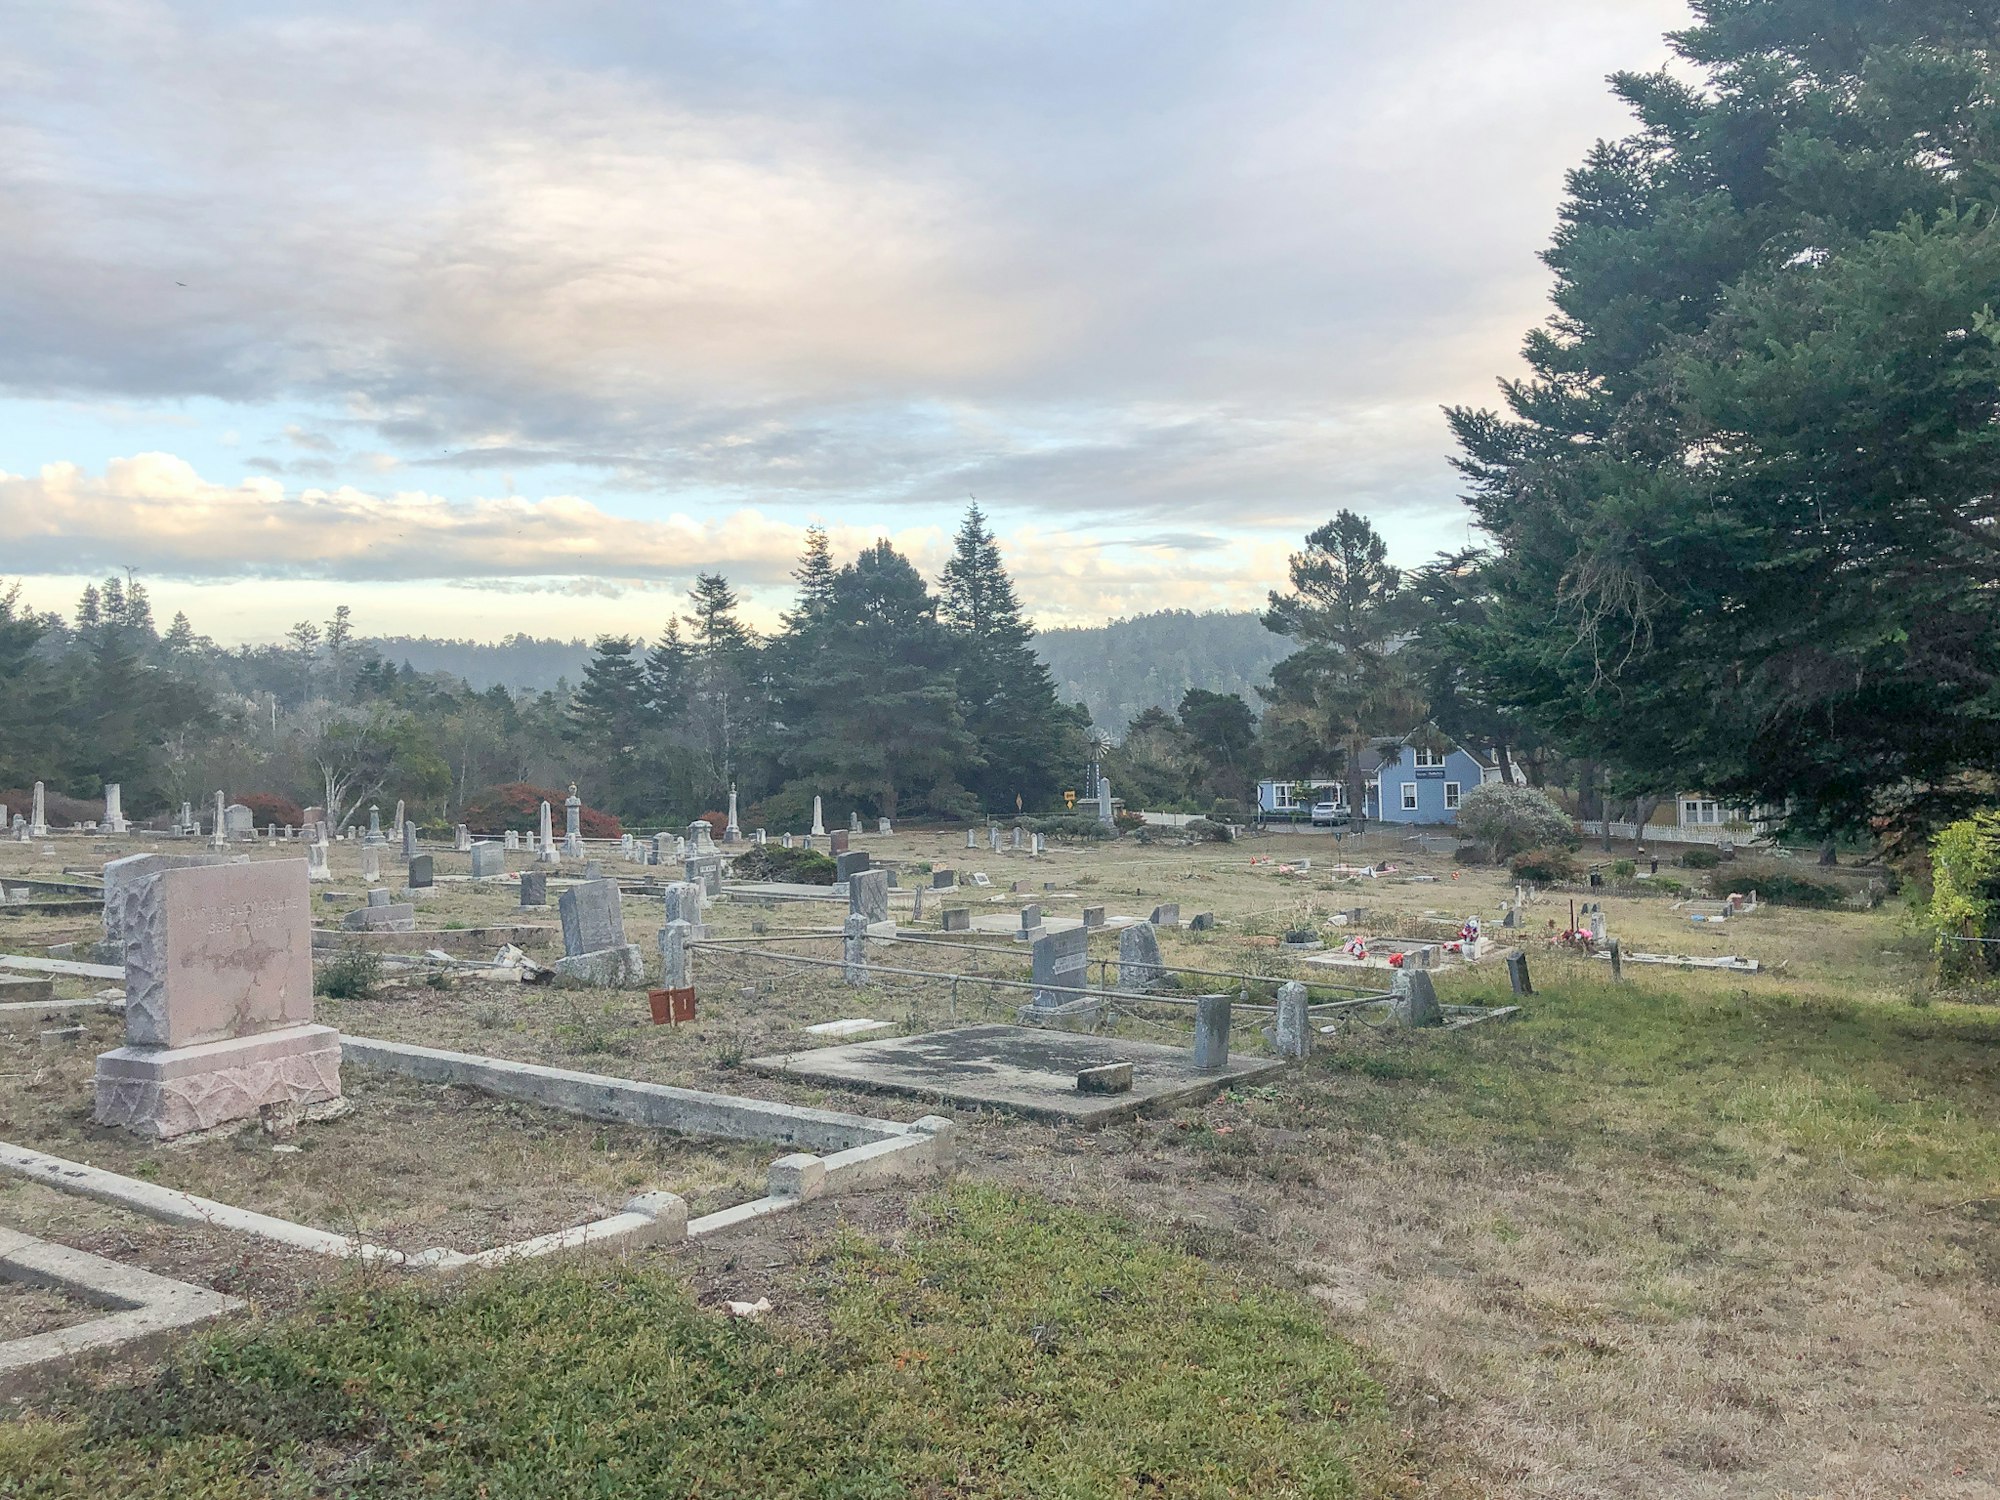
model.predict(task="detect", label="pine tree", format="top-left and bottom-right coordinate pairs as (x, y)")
top-left (567, 636), bottom-right (651, 811)
top-left (784, 525), bottom-right (838, 632)
top-left (786, 541), bottom-right (976, 818)
top-left (163, 612), bottom-right (195, 654)
top-left (74, 584), bottom-right (101, 633)
top-left (1261, 511), bottom-right (1413, 821)
top-left (643, 618), bottom-right (693, 720)
top-left (937, 505), bottom-right (1085, 812)
top-left (681, 573), bottom-right (761, 808)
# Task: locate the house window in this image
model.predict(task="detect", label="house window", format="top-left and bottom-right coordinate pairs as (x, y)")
top-left (1401, 783), bottom-right (1418, 811)
top-left (1413, 747), bottom-right (1444, 768)
top-left (1682, 799), bottom-right (1721, 826)
top-left (1271, 784), bottom-right (1294, 809)
top-left (1444, 782), bottom-right (1461, 810)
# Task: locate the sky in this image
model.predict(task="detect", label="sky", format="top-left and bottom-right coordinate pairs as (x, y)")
top-left (0, 0), bottom-right (1689, 643)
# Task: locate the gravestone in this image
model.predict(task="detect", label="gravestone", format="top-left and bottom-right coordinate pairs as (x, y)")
top-left (402, 821), bottom-right (419, 859)
top-left (1031, 834), bottom-right (1045, 856)
top-left (912, 885), bottom-right (926, 920)
top-left (210, 792), bottom-right (228, 849)
top-left (1118, 922), bottom-right (1166, 990)
top-left (1096, 775), bottom-right (1114, 826)
top-left (835, 851), bottom-right (872, 882)
top-left (1272, 981), bottom-right (1311, 1059)
top-left (93, 859), bottom-right (340, 1139)
top-left (100, 853), bottom-right (224, 960)
top-left (653, 831), bottom-right (675, 863)
top-left (506, 830), bottom-right (521, 850)
top-left (1150, 904), bottom-right (1181, 927)
top-left (555, 879), bottom-right (645, 986)
top-left (455, 825), bottom-right (472, 853)
top-left (830, 830), bottom-right (850, 856)
top-left (850, 811), bottom-right (862, 834)
top-left (536, 800), bottom-right (559, 864)
top-left (754, 829), bottom-right (767, 846)
top-left (842, 913), bottom-right (870, 986)
top-left (811, 795), bottom-right (825, 837)
top-left (663, 880), bottom-right (706, 938)
top-left (518, 870), bottom-right (547, 907)
top-left (365, 805), bottom-right (384, 844)
top-left (942, 907), bottom-right (971, 932)
top-left (1081, 906), bottom-right (1105, 930)
top-left (989, 826), bottom-right (1002, 854)
top-left (1188, 912), bottom-right (1215, 932)
top-left (782, 833), bottom-right (794, 850)
top-left (470, 842), bottom-right (505, 878)
top-left (1505, 951), bottom-right (1533, 996)
top-left (367, 888), bottom-right (390, 908)
top-left (563, 791), bottom-right (584, 857)
top-left (848, 869), bottom-right (891, 928)
top-left (1011, 880), bottom-right (1032, 895)
top-left (1193, 993), bottom-right (1233, 1071)
top-left (932, 868), bottom-right (955, 888)
top-left (877, 817), bottom-right (891, 835)
top-left (342, 902), bottom-right (414, 932)
top-left (407, 854), bottom-right (434, 889)
top-left (725, 785), bottom-right (741, 843)
top-left (684, 853), bottom-right (722, 899)
top-left (1016, 903), bottom-right (1043, 941)
top-left (307, 842), bottom-right (331, 881)
top-left (584, 859), bottom-right (605, 880)
top-left (29, 782), bottom-right (48, 838)
top-left (966, 830), bottom-right (977, 849)
top-left (103, 782), bottom-right (128, 834)
top-left (1391, 969), bottom-right (1443, 1028)
top-left (1031, 927), bottom-right (1089, 1007)
top-left (658, 919), bottom-right (694, 994)
top-left (360, 845), bottom-right (380, 883)
top-left (1010, 827), bottom-right (1023, 851)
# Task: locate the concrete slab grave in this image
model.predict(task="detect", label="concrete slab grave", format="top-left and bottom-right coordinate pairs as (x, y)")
top-left (746, 1023), bottom-right (1283, 1124)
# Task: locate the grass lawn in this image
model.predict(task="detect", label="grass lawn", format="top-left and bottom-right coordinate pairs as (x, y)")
top-left (0, 1183), bottom-right (1422, 1499)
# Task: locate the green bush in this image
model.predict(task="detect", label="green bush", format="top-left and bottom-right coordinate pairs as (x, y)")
top-left (1183, 817), bottom-right (1231, 843)
top-left (728, 844), bottom-right (837, 885)
top-left (1024, 815), bottom-right (1115, 840)
top-left (1680, 847), bottom-right (1721, 870)
top-left (1458, 783), bottom-right (1575, 859)
top-left (1451, 843), bottom-right (1491, 866)
top-left (1721, 869), bottom-right (1839, 908)
top-left (1611, 858), bottom-right (1636, 879)
top-left (1509, 847), bottom-right (1577, 883)
top-left (314, 945), bottom-right (383, 1000)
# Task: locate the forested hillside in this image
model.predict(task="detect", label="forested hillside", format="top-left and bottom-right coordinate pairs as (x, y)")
top-left (1034, 611), bottom-right (1290, 733)
top-left (369, 635), bottom-right (591, 693)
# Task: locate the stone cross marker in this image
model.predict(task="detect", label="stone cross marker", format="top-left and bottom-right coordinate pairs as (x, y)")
top-left (1031, 926), bottom-right (1089, 1007)
top-left (94, 858), bottom-right (340, 1139)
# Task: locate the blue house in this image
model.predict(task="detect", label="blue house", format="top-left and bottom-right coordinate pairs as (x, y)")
top-left (1256, 728), bottom-right (1499, 826)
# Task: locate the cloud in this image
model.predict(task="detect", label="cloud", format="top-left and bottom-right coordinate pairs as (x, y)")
top-left (0, 453), bottom-right (1282, 628)
top-left (0, 0), bottom-right (1689, 531)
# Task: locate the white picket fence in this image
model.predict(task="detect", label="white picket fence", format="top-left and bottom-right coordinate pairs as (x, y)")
top-left (1579, 820), bottom-right (1768, 847)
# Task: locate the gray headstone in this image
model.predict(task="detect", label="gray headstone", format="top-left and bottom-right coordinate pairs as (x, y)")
top-left (1081, 905), bottom-right (1105, 930)
top-left (1273, 980), bottom-right (1311, 1059)
top-left (366, 887), bottom-right (390, 907)
top-left (1391, 969), bottom-right (1443, 1027)
top-left (848, 869), bottom-right (890, 926)
top-left (684, 853), bottom-right (723, 898)
top-left (1031, 926), bottom-right (1089, 1007)
top-left (658, 919), bottom-right (694, 989)
top-left (1188, 912), bottom-right (1215, 932)
top-left (941, 907), bottom-right (971, 932)
top-left (470, 842), bottom-right (505, 878)
top-left (1506, 951), bottom-right (1533, 996)
top-left (407, 854), bottom-right (434, 888)
top-left (1150, 904), bottom-right (1180, 927)
top-left (835, 851), bottom-right (872, 882)
top-left (518, 870), bottom-right (547, 907)
top-left (1118, 922), bottom-right (1165, 990)
top-left (1193, 993), bottom-right (1233, 1071)
top-left (842, 912), bottom-right (870, 986)
top-left (558, 878), bottom-right (627, 957)
top-left (932, 868), bottom-right (955, 888)
top-left (343, 902), bottom-right (415, 932)
top-left (402, 822), bottom-right (419, 858)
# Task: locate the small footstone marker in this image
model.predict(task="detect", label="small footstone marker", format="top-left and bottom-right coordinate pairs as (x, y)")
top-left (1076, 1062), bottom-right (1133, 1095)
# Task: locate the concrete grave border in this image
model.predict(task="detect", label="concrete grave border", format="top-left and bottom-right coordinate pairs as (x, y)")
top-left (0, 1225), bottom-right (242, 1394)
top-left (0, 1036), bottom-right (952, 1277)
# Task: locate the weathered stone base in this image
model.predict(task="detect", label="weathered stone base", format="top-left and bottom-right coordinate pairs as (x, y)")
top-left (553, 945), bottom-right (647, 988)
top-left (94, 1024), bottom-right (343, 1140)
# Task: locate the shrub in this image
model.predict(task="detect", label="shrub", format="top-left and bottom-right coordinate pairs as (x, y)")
top-left (1509, 847), bottom-right (1577, 883)
top-left (1183, 817), bottom-right (1232, 843)
top-left (1680, 847), bottom-right (1721, 870)
top-left (1452, 843), bottom-right (1491, 866)
top-left (1209, 798), bottom-right (1249, 823)
top-left (315, 945), bottom-right (383, 1000)
top-left (1723, 868), bottom-right (1839, 908)
top-left (1113, 809), bottom-right (1145, 831)
top-left (0, 787), bottom-right (100, 827)
top-left (462, 783), bottom-right (622, 839)
top-left (1611, 858), bottom-right (1636, 879)
top-left (695, 811), bottom-right (727, 842)
top-left (1457, 783), bottom-right (1574, 859)
top-left (237, 792), bottom-right (305, 829)
top-left (1024, 815), bottom-right (1115, 840)
top-left (728, 844), bottom-right (836, 885)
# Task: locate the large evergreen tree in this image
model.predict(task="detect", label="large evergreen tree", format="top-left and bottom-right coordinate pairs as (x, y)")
top-left (566, 636), bottom-right (651, 811)
top-left (1261, 511), bottom-right (1413, 818)
top-left (785, 540), bottom-right (976, 818)
top-left (938, 504), bottom-right (1088, 811)
top-left (1451, 0), bottom-right (2000, 839)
